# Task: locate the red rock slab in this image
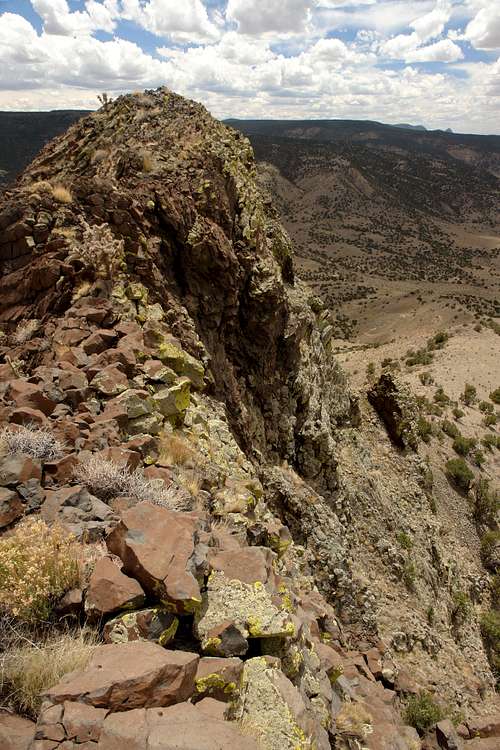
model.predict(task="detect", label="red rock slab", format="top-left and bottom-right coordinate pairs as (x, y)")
top-left (106, 502), bottom-right (202, 613)
top-left (209, 546), bottom-right (278, 589)
top-left (7, 379), bottom-right (57, 416)
top-left (43, 642), bottom-right (199, 711)
top-left (0, 712), bottom-right (35, 750)
top-left (85, 557), bottom-right (146, 620)
top-left (0, 487), bottom-right (24, 527)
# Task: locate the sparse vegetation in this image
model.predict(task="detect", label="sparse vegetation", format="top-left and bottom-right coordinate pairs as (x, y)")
top-left (480, 531), bottom-right (500, 571)
top-left (419, 372), bottom-right (433, 386)
top-left (460, 383), bottom-right (477, 406)
top-left (404, 692), bottom-right (444, 734)
top-left (490, 388), bottom-right (500, 405)
top-left (396, 531), bottom-right (413, 550)
top-left (417, 416), bottom-right (432, 443)
top-left (52, 184), bottom-right (73, 204)
top-left (75, 455), bottom-right (181, 509)
top-left (0, 626), bottom-right (97, 716)
top-left (434, 387), bottom-right (450, 406)
top-left (0, 424), bottom-right (64, 461)
top-left (452, 435), bottom-right (476, 457)
top-left (403, 559), bottom-right (417, 591)
top-left (445, 458), bottom-right (474, 492)
top-left (71, 220), bottom-right (126, 292)
top-left (335, 702), bottom-right (373, 739)
top-left (441, 419), bottom-right (459, 438)
top-left (480, 610), bottom-right (500, 685)
top-left (451, 590), bottom-right (471, 626)
top-left (0, 519), bottom-right (81, 622)
top-left (452, 407), bottom-right (464, 420)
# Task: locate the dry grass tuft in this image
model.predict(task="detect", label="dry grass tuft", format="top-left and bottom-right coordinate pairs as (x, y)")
top-left (336, 702), bottom-right (373, 738)
top-left (159, 433), bottom-right (195, 467)
top-left (141, 151), bottom-right (154, 172)
top-left (0, 519), bottom-right (81, 622)
top-left (26, 180), bottom-right (52, 194)
top-left (75, 455), bottom-right (181, 509)
top-left (0, 424), bottom-right (64, 461)
top-left (52, 185), bottom-right (73, 204)
top-left (12, 319), bottom-right (40, 345)
top-left (0, 626), bottom-right (97, 716)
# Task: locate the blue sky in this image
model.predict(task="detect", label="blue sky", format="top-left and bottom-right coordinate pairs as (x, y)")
top-left (0, 1), bottom-right (499, 133)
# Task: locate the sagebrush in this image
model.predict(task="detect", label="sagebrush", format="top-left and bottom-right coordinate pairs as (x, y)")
top-left (0, 424), bottom-right (64, 461)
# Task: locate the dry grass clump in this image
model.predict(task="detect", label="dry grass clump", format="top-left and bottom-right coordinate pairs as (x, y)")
top-left (335, 702), bottom-right (373, 738)
top-left (75, 455), bottom-right (181, 509)
top-left (0, 519), bottom-right (81, 622)
top-left (52, 185), bottom-right (73, 204)
top-left (0, 626), bottom-right (97, 716)
top-left (12, 318), bottom-right (40, 344)
top-left (0, 424), bottom-right (64, 461)
top-left (160, 432), bottom-right (195, 466)
top-left (26, 180), bottom-right (52, 194)
top-left (141, 151), bottom-right (154, 172)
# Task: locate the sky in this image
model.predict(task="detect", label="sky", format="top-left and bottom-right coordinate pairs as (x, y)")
top-left (0, 1), bottom-right (499, 134)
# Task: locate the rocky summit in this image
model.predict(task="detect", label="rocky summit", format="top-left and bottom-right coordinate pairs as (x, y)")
top-left (0, 89), bottom-right (498, 750)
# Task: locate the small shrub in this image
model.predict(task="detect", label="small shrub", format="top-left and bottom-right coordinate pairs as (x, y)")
top-left (0, 519), bottom-right (80, 621)
top-left (404, 692), bottom-right (444, 733)
top-left (452, 407), bottom-right (464, 420)
top-left (460, 383), bottom-right (477, 406)
top-left (451, 590), bottom-right (471, 626)
top-left (335, 702), bottom-right (372, 739)
top-left (483, 413), bottom-right (497, 427)
top-left (0, 627), bottom-right (97, 716)
top-left (473, 449), bottom-right (485, 468)
top-left (366, 362), bottom-right (376, 379)
top-left (479, 400), bottom-right (494, 414)
top-left (427, 331), bottom-right (449, 350)
top-left (12, 319), bottom-right (40, 345)
top-left (441, 419), bottom-right (459, 438)
top-left (397, 531), bottom-right (413, 550)
top-left (52, 185), bottom-right (73, 204)
top-left (434, 387), bottom-right (450, 405)
top-left (445, 458), bottom-right (474, 492)
top-left (75, 455), bottom-right (181, 509)
top-left (452, 435), bottom-right (475, 456)
top-left (159, 433), bottom-right (195, 467)
top-left (71, 220), bottom-right (125, 292)
top-left (480, 610), bottom-right (500, 684)
top-left (141, 152), bottom-right (154, 172)
top-left (482, 434), bottom-right (498, 452)
top-left (474, 479), bottom-right (500, 527)
top-left (403, 559), bottom-right (417, 591)
top-left (0, 424), bottom-right (64, 461)
top-left (490, 388), bottom-right (500, 405)
top-left (481, 531), bottom-right (500, 571)
top-left (419, 372), bottom-right (433, 386)
top-left (406, 348), bottom-right (433, 367)
top-left (417, 417), bottom-right (432, 443)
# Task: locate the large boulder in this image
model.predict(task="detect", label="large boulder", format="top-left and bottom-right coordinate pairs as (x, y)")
top-left (106, 502), bottom-right (203, 614)
top-left (42, 642), bottom-right (199, 711)
top-left (0, 712), bottom-right (35, 750)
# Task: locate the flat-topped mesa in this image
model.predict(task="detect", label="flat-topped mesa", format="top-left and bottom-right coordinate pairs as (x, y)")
top-left (0, 87), bottom-right (355, 480)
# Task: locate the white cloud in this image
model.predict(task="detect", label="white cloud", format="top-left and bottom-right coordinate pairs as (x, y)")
top-left (405, 38), bottom-right (464, 61)
top-left (226, 0), bottom-right (318, 36)
top-left (31, 0), bottom-right (116, 35)
top-left (121, 0), bottom-right (220, 43)
top-left (465, 5), bottom-right (500, 49)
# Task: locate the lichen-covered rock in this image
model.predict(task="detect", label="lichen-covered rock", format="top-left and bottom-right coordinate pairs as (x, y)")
top-left (195, 571), bottom-right (295, 652)
top-left (103, 607), bottom-right (179, 646)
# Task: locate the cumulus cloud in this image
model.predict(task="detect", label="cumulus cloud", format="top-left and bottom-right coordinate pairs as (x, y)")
top-left (0, 1), bottom-right (497, 134)
top-left (465, 5), bottom-right (500, 50)
top-left (226, 0), bottom-right (318, 35)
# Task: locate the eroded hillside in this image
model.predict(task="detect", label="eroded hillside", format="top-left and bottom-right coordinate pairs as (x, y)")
top-left (0, 91), bottom-right (498, 750)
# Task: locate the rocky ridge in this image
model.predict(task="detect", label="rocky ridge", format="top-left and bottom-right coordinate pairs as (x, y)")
top-left (0, 89), bottom-right (498, 749)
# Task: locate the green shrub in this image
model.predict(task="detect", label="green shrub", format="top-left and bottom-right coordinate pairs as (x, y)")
top-left (419, 372), bottom-right (433, 386)
top-left (479, 400), bottom-right (494, 414)
top-left (434, 387), bottom-right (450, 405)
top-left (461, 383), bottom-right (477, 406)
top-left (452, 435), bottom-right (476, 456)
top-left (404, 692), bottom-right (444, 733)
top-left (452, 407), bottom-right (464, 420)
top-left (403, 560), bottom-right (417, 591)
top-left (427, 331), bottom-right (449, 350)
top-left (482, 434), bottom-right (497, 452)
top-left (442, 419), bottom-right (460, 438)
top-left (481, 531), bottom-right (500, 571)
top-left (480, 610), bottom-right (500, 684)
top-left (417, 417), bottom-right (433, 443)
top-left (406, 348), bottom-right (433, 367)
top-left (483, 414), bottom-right (497, 427)
top-left (445, 458), bottom-right (474, 492)
top-left (474, 479), bottom-right (499, 528)
top-left (473, 449), bottom-right (485, 468)
top-left (397, 531), bottom-right (413, 550)
top-left (490, 388), bottom-right (500, 405)
top-left (451, 590), bottom-right (471, 626)
top-left (366, 362), bottom-right (375, 379)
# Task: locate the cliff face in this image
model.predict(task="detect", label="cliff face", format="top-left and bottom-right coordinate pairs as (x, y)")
top-left (0, 90), bottom-right (498, 748)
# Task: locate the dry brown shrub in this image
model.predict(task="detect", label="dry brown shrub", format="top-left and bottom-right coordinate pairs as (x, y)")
top-left (12, 319), bottom-right (39, 344)
top-left (336, 702), bottom-right (373, 738)
top-left (0, 519), bottom-right (81, 622)
top-left (159, 433), bottom-right (194, 466)
top-left (52, 185), bottom-right (73, 204)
